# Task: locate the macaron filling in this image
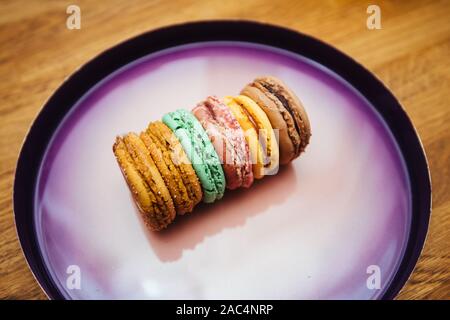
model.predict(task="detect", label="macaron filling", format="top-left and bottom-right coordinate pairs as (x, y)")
top-left (141, 130), bottom-right (193, 214)
top-left (193, 96), bottom-right (253, 189)
top-left (260, 82), bottom-right (302, 140)
top-left (114, 134), bottom-right (176, 231)
top-left (241, 105), bottom-right (267, 155)
top-left (253, 78), bottom-right (310, 156)
top-left (163, 109), bottom-right (225, 203)
top-left (231, 95), bottom-right (277, 173)
top-left (147, 121), bottom-right (202, 212)
top-left (224, 96), bottom-right (266, 180)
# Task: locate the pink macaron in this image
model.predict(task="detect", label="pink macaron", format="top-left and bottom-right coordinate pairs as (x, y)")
top-left (192, 96), bottom-right (253, 189)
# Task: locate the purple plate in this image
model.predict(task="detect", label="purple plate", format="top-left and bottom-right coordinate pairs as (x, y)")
top-left (14, 21), bottom-right (431, 299)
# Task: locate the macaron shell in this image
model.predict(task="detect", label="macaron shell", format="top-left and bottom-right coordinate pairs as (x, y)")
top-left (118, 133), bottom-right (176, 231)
top-left (162, 112), bottom-right (215, 203)
top-left (140, 129), bottom-right (193, 214)
top-left (193, 96), bottom-right (253, 189)
top-left (241, 85), bottom-right (294, 164)
top-left (230, 95), bottom-right (279, 177)
top-left (264, 76), bottom-right (311, 156)
top-left (192, 104), bottom-right (240, 189)
top-left (253, 77), bottom-right (303, 149)
top-left (162, 110), bottom-right (225, 203)
top-left (147, 121), bottom-right (202, 211)
top-left (206, 96), bottom-right (253, 188)
top-left (224, 96), bottom-right (265, 179)
top-left (113, 137), bottom-right (153, 213)
top-left (177, 109), bottom-right (226, 200)
top-left (243, 76), bottom-right (311, 164)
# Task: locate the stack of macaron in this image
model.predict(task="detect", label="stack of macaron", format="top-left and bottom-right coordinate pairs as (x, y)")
top-left (113, 76), bottom-right (311, 231)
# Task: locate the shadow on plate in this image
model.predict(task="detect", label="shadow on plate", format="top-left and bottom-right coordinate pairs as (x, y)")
top-left (139, 164), bottom-right (297, 262)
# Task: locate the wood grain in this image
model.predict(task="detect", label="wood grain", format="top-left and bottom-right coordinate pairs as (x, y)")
top-left (0, 0), bottom-right (449, 300)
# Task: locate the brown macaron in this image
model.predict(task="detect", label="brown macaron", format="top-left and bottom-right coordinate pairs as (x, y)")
top-left (113, 133), bottom-right (176, 231)
top-left (140, 130), bottom-right (190, 215)
top-left (241, 76), bottom-right (311, 165)
top-left (146, 121), bottom-right (202, 212)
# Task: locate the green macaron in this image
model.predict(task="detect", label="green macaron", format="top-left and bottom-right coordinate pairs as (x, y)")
top-left (162, 109), bottom-right (226, 203)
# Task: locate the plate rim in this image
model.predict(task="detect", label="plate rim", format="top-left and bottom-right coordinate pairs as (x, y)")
top-left (13, 19), bottom-right (431, 300)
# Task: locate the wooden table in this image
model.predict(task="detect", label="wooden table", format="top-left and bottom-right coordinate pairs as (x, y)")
top-left (0, 0), bottom-right (449, 300)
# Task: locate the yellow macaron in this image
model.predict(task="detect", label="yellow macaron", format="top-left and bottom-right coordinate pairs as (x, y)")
top-left (224, 95), bottom-right (279, 178)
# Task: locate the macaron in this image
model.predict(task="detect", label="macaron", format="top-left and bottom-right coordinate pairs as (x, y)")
top-left (192, 96), bottom-right (253, 189)
top-left (142, 121), bottom-right (202, 214)
top-left (241, 76), bottom-right (311, 164)
top-left (224, 95), bottom-right (279, 178)
top-left (224, 96), bottom-right (264, 179)
top-left (113, 133), bottom-right (176, 231)
top-left (162, 109), bottom-right (226, 203)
